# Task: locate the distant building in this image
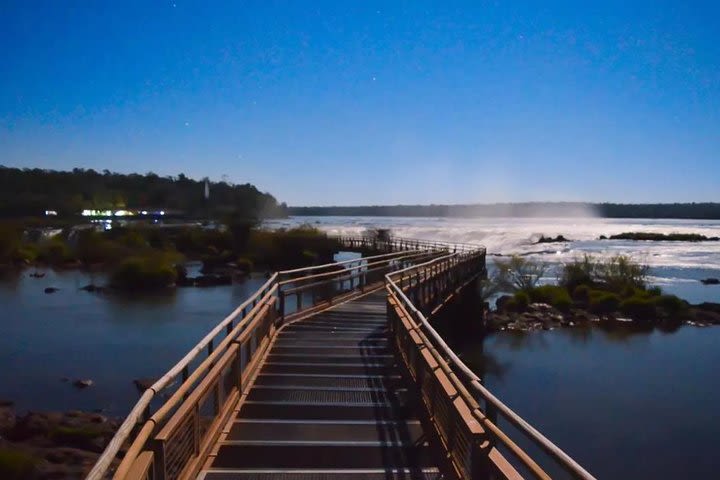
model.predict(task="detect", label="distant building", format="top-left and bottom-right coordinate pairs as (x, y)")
top-left (80, 209), bottom-right (183, 218)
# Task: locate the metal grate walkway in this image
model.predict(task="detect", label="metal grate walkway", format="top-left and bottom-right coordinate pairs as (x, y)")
top-left (198, 291), bottom-right (445, 480)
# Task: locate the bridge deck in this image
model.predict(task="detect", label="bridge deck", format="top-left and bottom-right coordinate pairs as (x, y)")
top-left (198, 291), bottom-right (446, 480)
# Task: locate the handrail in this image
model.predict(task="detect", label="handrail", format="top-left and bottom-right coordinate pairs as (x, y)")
top-left (88, 233), bottom-right (593, 480)
top-left (88, 234), bottom-right (460, 480)
top-left (278, 250), bottom-right (432, 286)
top-left (86, 272), bottom-right (279, 480)
top-left (385, 253), bottom-right (597, 480)
top-left (278, 248), bottom-right (419, 276)
top-left (336, 234), bottom-right (480, 254)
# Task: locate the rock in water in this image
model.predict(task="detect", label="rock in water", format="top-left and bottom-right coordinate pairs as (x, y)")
top-left (73, 379), bottom-right (93, 389)
top-left (700, 278), bottom-right (720, 285)
top-left (44, 287), bottom-right (59, 294)
top-left (0, 400), bottom-right (15, 434)
top-left (80, 284), bottom-right (104, 293)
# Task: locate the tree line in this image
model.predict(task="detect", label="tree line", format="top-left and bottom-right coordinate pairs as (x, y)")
top-left (288, 202), bottom-right (720, 219)
top-left (0, 166), bottom-right (287, 219)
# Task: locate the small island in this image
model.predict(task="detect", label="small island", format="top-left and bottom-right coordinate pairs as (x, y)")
top-left (483, 255), bottom-right (720, 332)
top-left (601, 232), bottom-right (720, 242)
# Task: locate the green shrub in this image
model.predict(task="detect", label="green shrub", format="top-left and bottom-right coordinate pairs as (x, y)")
top-left (620, 296), bottom-right (657, 321)
top-left (647, 286), bottom-right (663, 296)
top-left (596, 255), bottom-right (649, 292)
top-left (116, 229), bottom-right (148, 249)
top-left (50, 425), bottom-right (105, 442)
top-left (560, 255), bottom-right (596, 290)
top-left (573, 284), bottom-right (591, 303)
top-left (36, 237), bottom-right (74, 265)
top-left (201, 249), bottom-right (236, 272)
top-left (561, 254), bottom-right (648, 293)
top-left (110, 256), bottom-right (177, 291)
top-left (0, 448), bottom-right (39, 480)
top-left (247, 226), bottom-right (339, 269)
top-left (588, 290), bottom-right (621, 314)
top-left (507, 291), bottom-right (530, 312)
top-left (11, 244), bottom-right (38, 263)
top-left (75, 230), bottom-right (127, 265)
top-left (528, 285), bottom-right (573, 312)
top-left (236, 257), bottom-right (253, 273)
top-left (0, 225), bottom-right (23, 262)
top-left (653, 294), bottom-right (687, 315)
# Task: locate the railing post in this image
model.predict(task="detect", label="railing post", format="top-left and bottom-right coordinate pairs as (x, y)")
top-left (182, 366), bottom-right (189, 401)
top-left (279, 291), bottom-right (286, 324)
top-left (152, 438), bottom-right (167, 480)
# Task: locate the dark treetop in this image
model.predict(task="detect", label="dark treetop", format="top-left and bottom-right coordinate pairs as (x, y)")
top-left (0, 167), bottom-right (287, 219)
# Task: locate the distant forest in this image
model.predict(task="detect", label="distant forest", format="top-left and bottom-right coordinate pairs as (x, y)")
top-left (0, 166), bottom-right (287, 219)
top-left (289, 202), bottom-right (720, 220)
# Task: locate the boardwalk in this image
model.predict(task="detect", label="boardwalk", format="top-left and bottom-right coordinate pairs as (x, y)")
top-left (201, 291), bottom-right (443, 479)
top-left (87, 236), bottom-right (596, 480)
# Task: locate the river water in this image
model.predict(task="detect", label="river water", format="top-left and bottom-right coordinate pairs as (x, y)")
top-left (1, 216), bottom-right (719, 479)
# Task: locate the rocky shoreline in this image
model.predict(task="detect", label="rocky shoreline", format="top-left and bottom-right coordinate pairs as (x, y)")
top-left (0, 402), bottom-right (119, 479)
top-left (486, 300), bottom-right (720, 332)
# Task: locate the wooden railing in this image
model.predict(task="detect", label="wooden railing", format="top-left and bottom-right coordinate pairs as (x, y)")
top-left (86, 236), bottom-right (449, 480)
top-left (386, 253), bottom-right (597, 480)
top-left (87, 234), bottom-right (594, 480)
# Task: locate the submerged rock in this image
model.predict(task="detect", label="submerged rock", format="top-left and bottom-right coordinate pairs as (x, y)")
top-left (79, 284), bottom-right (104, 293)
top-left (536, 234), bottom-right (570, 244)
top-left (72, 379), bottom-right (93, 389)
top-left (195, 274), bottom-right (232, 287)
top-left (44, 287), bottom-right (59, 294)
top-left (0, 400), bottom-right (16, 434)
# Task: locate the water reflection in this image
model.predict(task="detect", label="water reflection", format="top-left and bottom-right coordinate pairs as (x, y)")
top-left (470, 323), bottom-right (720, 479)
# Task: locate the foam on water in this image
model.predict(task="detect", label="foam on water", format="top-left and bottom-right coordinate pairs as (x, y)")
top-left (267, 216), bottom-right (720, 269)
top-left (266, 216), bottom-right (720, 303)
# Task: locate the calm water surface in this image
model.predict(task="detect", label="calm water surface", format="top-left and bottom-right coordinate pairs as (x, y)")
top-left (0, 266), bottom-right (268, 415)
top-left (459, 326), bottom-right (720, 479)
top-left (1, 216), bottom-right (719, 479)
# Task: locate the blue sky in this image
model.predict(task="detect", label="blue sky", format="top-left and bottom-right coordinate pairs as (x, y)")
top-left (1, 1), bottom-right (718, 205)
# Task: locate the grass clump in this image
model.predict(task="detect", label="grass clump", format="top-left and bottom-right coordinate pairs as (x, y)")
top-left (49, 425), bottom-right (106, 448)
top-left (560, 254), bottom-right (648, 293)
top-left (110, 255), bottom-right (179, 291)
top-left (36, 237), bottom-right (74, 265)
top-left (653, 294), bottom-right (688, 315)
top-left (588, 290), bottom-right (621, 314)
top-left (619, 296), bottom-right (657, 321)
top-left (247, 225), bottom-right (340, 269)
top-left (528, 285), bottom-right (573, 312)
top-left (505, 291), bottom-right (530, 312)
top-left (0, 448), bottom-right (39, 480)
top-left (235, 257), bottom-right (253, 273)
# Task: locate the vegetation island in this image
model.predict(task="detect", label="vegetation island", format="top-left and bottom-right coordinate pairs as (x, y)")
top-left (485, 255), bottom-right (720, 332)
top-left (0, 167), bottom-right (340, 293)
